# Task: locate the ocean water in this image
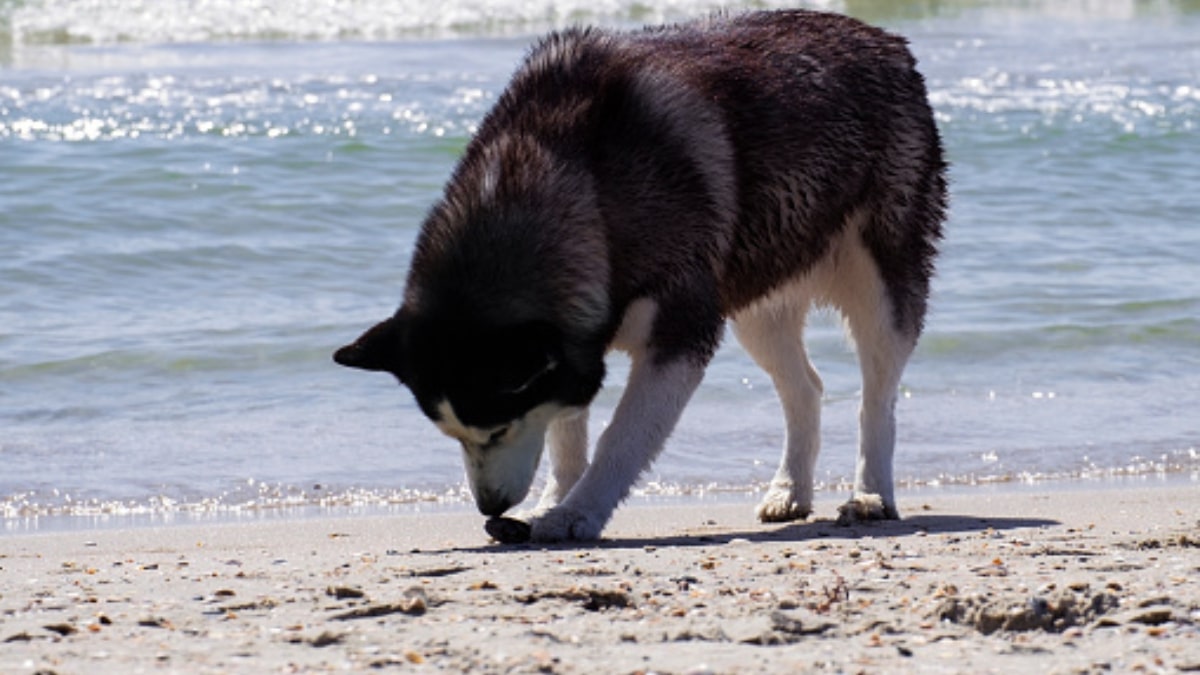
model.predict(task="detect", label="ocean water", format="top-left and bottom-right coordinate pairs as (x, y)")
top-left (2, 0), bottom-right (1198, 531)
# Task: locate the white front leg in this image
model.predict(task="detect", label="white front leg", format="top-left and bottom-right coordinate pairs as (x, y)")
top-left (531, 408), bottom-right (590, 515)
top-left (530, 355), bottom-right (705, 541)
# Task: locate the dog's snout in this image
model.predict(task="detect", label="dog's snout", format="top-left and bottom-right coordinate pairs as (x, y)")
top-left (474, 491), bottom-right (516, 517)
top-left (459, 414), bottom-right (550, 519)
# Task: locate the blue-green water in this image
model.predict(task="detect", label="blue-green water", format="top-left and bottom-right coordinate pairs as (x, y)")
top-left (2, 0), bottom-right (1198, 529)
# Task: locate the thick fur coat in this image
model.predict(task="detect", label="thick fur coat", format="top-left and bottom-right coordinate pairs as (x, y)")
top-left (336, 10), bottom-right (947, 541)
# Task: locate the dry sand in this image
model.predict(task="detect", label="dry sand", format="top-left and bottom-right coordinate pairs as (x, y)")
top-left (2, 483), bottom-right (1198, 674)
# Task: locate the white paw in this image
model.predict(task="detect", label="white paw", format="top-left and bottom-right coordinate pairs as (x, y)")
top-left (835, 494), bottom-right (899, 526)
top-left (527, 490), bottom-right (566, 520)
top-left (529, 505), bottom-right (606, 542)
top-left (515, 502), bottom-right (553, 522)
top-left (755, 484), bottom-right (812, 523)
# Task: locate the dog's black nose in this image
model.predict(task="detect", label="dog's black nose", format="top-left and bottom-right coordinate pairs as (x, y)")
top-left (474, 491), bottom-right (515, 517)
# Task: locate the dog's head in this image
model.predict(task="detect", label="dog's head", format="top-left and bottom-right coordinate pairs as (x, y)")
top-left (335, 311), bottom-right (601, 516)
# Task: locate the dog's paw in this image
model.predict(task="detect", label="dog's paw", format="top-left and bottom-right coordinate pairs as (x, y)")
top-left (529, 505), bottom-right (605, 542)
top-left (514, 504), bottom-right (553, 522)
top-left (835, 494), bottom-right (899, 526)
top-left (755, 484), bottom-right (812, 523)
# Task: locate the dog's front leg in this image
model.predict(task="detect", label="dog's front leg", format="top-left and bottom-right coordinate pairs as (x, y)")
top-left (530, 355), bottom-right (705, 542)
top-left (528, 408), bottom-right (590, 516)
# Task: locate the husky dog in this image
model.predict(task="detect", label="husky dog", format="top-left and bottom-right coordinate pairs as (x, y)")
top-left (335, 10), bottom-right (947, 541)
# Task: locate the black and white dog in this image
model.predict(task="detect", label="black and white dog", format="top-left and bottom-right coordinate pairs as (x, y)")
top-left (335, 10), bottom-right (947, 542)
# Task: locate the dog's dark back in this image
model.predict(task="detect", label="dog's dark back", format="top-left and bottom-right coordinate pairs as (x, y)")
top-left (409, 10), bottom-right (946, 362)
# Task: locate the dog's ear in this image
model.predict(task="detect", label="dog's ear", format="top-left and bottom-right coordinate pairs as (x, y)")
top-left (333, 316), bottom-right (408, 380)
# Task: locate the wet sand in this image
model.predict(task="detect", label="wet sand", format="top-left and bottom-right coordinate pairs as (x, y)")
top-left (2, 483), bottom-right (1198, 673)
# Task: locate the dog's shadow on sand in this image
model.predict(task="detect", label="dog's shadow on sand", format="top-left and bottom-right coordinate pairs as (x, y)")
top-left (436, 513), bottom-right (1060, 554)
top-left (598, 513), bottom-right (1061, 551)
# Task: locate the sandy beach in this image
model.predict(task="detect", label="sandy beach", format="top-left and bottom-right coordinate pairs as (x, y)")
top-left (2, 483), bottom-right (1197, 674)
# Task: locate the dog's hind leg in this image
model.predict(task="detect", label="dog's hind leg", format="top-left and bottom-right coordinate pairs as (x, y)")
top-left (732, 294), bottom-right (823, 523)
top-left (829, 235), bottom-right (917, 524)
top-left (531, 408), bottom-right (590, 515)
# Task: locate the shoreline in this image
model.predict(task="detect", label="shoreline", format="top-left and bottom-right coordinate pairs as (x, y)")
top-left (2, 483), bottom-right (1198, 673)
top-left (4, 472), bottom-right (1196, 537)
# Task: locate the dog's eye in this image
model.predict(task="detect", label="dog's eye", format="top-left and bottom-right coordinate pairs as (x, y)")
top-left (503, 357), bottom-right (558, 395)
